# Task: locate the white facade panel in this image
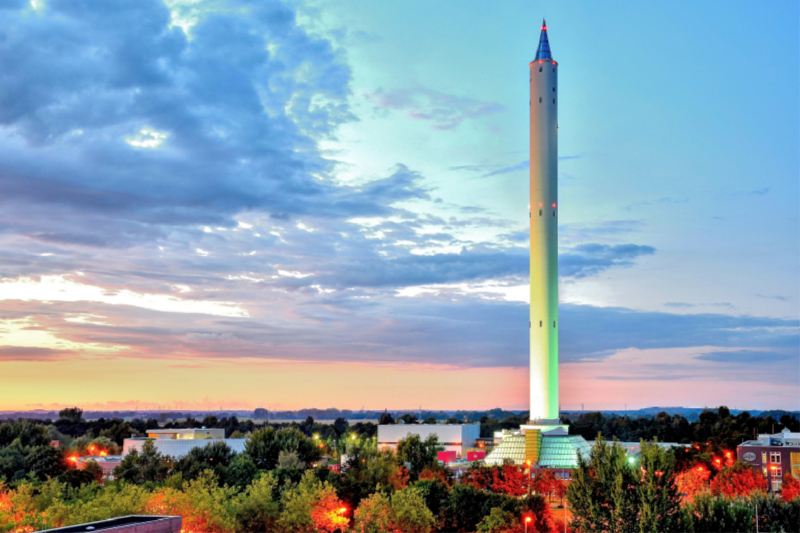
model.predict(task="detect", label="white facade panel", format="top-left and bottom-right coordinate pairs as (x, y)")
top-left (123, 438), bottom-right (247, 459)
top-left (377, 424), bottom-right (479, 458)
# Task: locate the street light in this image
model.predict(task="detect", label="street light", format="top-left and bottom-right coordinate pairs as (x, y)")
top-left (524, 516), bottom-right (532, 533)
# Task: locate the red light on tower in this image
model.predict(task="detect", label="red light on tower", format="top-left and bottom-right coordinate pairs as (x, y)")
top-left (551, 203), bottom-right (556, 208)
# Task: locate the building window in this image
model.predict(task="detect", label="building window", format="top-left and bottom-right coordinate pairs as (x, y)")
top-left (552, 210), bottom-right (555, 217)
top-left (553, 87), bottom-right (555, 92)
top-left (771, 452), bottom-right (781, 464)
top-left (553, 99), bottom-right (555, 104)
top-left (763, 452), bottom-right (768, 463)
top-left (773, 466), bottom-right (782, 478)
top-left (553, 321), bottom-right (556, 327)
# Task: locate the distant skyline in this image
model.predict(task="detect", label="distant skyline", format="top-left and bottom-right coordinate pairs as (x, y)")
top-left (0, 0), bottom-right (796, 411)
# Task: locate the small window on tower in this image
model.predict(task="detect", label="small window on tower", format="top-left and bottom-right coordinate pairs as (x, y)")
top-left (552, 210), bottom-right (555, 217)
top-left (540, 321), bottom-right (542, 327)
top-left (553, 321), bottom-right (556, 327)
top-left (539, 209), bottom-right (542, 216)
top-left (539, 97), bottom-right (542, 103)
top-left (553, 99), bottom-right (555, 104)
top-left (539, 67), bottom-right (542, 72)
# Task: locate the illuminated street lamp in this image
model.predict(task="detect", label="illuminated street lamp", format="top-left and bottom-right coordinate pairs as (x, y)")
top-left (524, 515), bottom-right (532, 533)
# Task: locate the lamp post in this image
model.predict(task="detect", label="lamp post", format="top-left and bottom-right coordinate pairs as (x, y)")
top-left (524, 515), bottom-right (532, 533)
top-left (564, 499), bottom-right (567, 533)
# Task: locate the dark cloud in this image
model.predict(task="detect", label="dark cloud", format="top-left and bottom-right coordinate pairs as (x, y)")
top-left (559, 304), bottom-right (798, 363)
top-left (0, 0), bottom-right (431, 239)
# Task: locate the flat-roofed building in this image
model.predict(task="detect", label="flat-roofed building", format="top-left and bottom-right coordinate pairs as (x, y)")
top-left (378, 424), bottom-right (479, 458)
top-left (123, 437), bottom-right (246, 459)
top-left (146, 428), bottom-right (225, 440)
top-left (738, 428), bottom-right (800, 492)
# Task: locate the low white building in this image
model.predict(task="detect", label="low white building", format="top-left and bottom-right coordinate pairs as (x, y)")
top-left (378, 424), bottom-right (479, 458)
top-left (123, 428), bottom-right (246, 459)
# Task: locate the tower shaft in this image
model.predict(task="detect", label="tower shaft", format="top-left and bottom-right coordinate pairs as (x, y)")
top-left (529, 25), bottom-right (559, 424)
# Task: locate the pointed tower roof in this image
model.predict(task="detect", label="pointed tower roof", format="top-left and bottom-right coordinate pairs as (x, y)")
top-left (534, 19), bottom-right (553, 61)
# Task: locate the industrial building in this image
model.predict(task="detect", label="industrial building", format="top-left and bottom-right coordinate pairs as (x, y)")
top-left (483, 20), bottom-right (590, 469)
top-left (737, 427), bottom-right (800, 492)
top-left (377, 423), bottom-right (480, 458)
top-left (123, 427), bottom-right (245, 458)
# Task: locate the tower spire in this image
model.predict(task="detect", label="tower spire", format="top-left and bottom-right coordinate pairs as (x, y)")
top-left (534, 18), bottom-right (552, 62)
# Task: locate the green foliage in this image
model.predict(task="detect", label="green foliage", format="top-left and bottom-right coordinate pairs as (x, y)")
top-left (245, 426), bottom-right (321, 471)
top-left (476, 507), bottom-right (519, 533)
top-left (396, 434), bottom-right (442, 480)
top-left (58, 407), bottom-right (84, 423)
top-left (112, 440), bottom-right (169, 484)
top-left (353, 491), bottom-right (394, 533)
top-left (567, 437), bottom-right (684, 533)
top-left (234, 472), bottom-right (280, 532)
top-left (225, 453), bottom-right (258, 489)
top-left (0, 421), bottom-right (50, 447)
top-left (413, 479), bottom-right (450, 529)
top-left (278, 470), bottom-right (346, 533)
top-left (173, 441), bottom-right (235, 483)
top-left (391, 486), bottom-right (435, 533)
top-left (339, 437), bottom-right (405, 510)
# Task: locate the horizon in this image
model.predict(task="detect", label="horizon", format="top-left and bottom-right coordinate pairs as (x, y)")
top-left (0, 1), bottom-right (797, 412)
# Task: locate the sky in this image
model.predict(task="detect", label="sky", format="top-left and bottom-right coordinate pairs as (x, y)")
top-left (0, 0), bottom-right (797, 412)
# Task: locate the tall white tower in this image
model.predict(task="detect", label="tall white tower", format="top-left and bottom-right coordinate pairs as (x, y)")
top-left (529, 20), bottom-right (560, 425)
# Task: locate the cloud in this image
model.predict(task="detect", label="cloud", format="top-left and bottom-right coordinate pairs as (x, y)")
top-left (366, 87), bottom-right (503, 130)
top-left (664, 302), bottom-right (696, 308)
top-left (0, 275), bottom-right (248, 317)
top-left (0, 346), bottom-right (71, 361)
top-left (559, 244), bottom-right (655, 278)
top-left (695, 349), bottom-right (797, 363)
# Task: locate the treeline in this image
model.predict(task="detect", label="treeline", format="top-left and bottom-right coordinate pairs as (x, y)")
top-left (562, 406), bottom-right (800, 448)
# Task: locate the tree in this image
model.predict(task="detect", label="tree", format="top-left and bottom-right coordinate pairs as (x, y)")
top-left (477, 507), bottom-right (521, 533)
top-left (58, 408), bottom-right (83, 423)
top-left (708, 461), bottom-right (767, 497)
top-left (567, 437), bottom-right (644, 533)
top-left (113, 440), bottom-right (169, 483)
top-left (253, 408), bottom-right (269, 420)
top-left (81, 460), bottom-right (104, 484)
top-left (782, 473), bottom-right (800, 502)
top-left (279, 470), bottom-right (348, 533)
top-left (226, 454), bottom-right (258, 490)
top-left (233, 472), bottom-right (279, 532)
top-left (174, 441), bottom-right (235, 483)
top-left (685, 493), bottom-right (753, 533)
top-left (379, 412), bottom-right (395, 425)
top-left (333, 417), bottom-right (350, 437)
top-left (396, 434), bottom-right (441, 480)
top-left (636, 440), bottom-right (683, 532)
top-left (423, 416), bottom-right (437, 425)
top-left (413, 479), bottom-right (450, 530)
top-left (147, 470), bottom-right (238, 533)
top-left (391, 486), bottom-right (435, 533)
top-left (353, 491), bottom-right (393, 533)
top-left (675, 465), bottom-right (710, 501)
top-left (245, 427), bottom-right (320, 471)
top-left (27, 445), bottom-right (66, 481)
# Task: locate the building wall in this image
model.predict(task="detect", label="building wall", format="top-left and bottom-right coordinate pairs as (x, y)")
top-left (737, 444), bottom-right (800, 490)
top-left (377, 424), bottom-right (479, 458)
top-left (123, 438), bottom-right (246, 459)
